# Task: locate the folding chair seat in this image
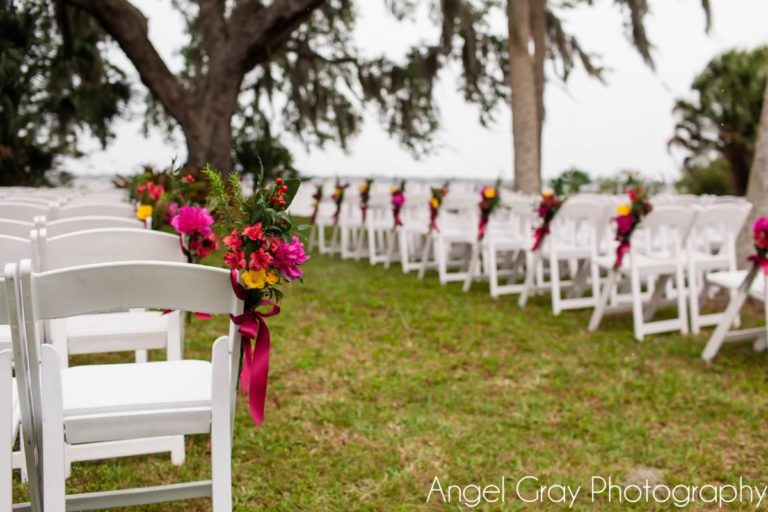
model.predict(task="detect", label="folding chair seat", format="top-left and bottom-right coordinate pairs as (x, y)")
top-left (588, 205), bottom-right (696, 341)
top-left (685, 203), bottom-right (752, 334)
top-left (5, 261), bottom-right (242, 511)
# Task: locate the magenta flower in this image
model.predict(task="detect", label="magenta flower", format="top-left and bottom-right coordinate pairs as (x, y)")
top-left (272, 236), bottom-right (309, 281)
top-left (616, 215), bottom-right (633, 236)
top-left (754, 217), bottom-right (768, 250)
top-left (170, 205), bottom-right (214, 236)
top-left (392, 192), bottom-right (405, 207)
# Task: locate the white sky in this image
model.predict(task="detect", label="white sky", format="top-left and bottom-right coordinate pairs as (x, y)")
top-left (65, 0), bottom-right (768, 184)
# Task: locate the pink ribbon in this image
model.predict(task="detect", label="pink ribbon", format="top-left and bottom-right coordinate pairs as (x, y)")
top-left (749, 254), bottom-right (768, 275)
top-left (429, 207), bottom-right (439, 233)
top-left (229, 270), bottom-right (280, 425)
top-left (614, 241), bottom-right (630, 269)
top-left (393, 206), bottom-right (403, 228)
top-left (531, 226), bottom-right (549, 252)
top-left (361, 206), bottom-right (368, 224)
top-left (478, 216), bottom-right (489, 241)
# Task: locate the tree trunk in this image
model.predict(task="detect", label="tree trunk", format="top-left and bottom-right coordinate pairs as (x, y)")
top-left (508, 0), bottom-right (541, 194)
top-left (737, 82), bottom-right (768, 264)
top-left (530, 0), bottom-right (546, 168)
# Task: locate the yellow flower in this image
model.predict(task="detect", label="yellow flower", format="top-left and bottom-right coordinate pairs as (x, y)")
top-left (136, 204), bottom-right (153, 221)
top-left (542, 190), bottom-right (554, 199)
top-left (430, 198), bottom-right (440, 209)
top-left (241, 269), bottom-right (267, 289)
top-left (616, 203), bottom-right (632, 217)
top-left (266, 269), bottom-right (280, 286)
top-left (359, 183), bottom-right (369, 193)
top-left (483, 188), bottom-right (497, 199)
top-left (390, 185), bottom-right (398, 194)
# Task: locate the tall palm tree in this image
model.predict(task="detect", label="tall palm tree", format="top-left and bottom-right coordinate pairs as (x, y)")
top-left (739, 81), bottom-right (768, 261)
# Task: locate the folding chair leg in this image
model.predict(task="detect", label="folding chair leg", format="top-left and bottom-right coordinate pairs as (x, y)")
top-left (550, 251), bottom-right (562, 315)
top-left (462, 243), bottom-right (480, 292)
top-left (689, 266), bottom-right (702, 335)
top-left (518, 252), bottom-right (539, 307)
top-left (135, 349), bottom-right (149, 364)
top-left (210, 338), bottom-right (232, 511)
top-left (0, 351), bottom-right (11, 512)
top-left (676, 265), bottom-right (690, 336)
top-left (41, 345), bottom-right (66, 512)
top-left (384, 229), bottom-right (397, 269)
top-left (702, 286), bottom-right (750, 361)
top-left (488, 245), bottom-right (499, 298)
top-left (418, 235), bottom-right (432, 280)
top-left (589, 270), bottom-right (617, 332)
top-left (630, 268), bottom-right (645, 341)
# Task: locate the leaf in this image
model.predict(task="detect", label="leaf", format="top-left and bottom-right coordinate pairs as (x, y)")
top-left (281, 178), bottom-right (301, 210)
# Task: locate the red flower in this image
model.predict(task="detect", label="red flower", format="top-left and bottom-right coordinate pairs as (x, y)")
top-left (249, 247), bottom-right (273, 270)
top-left (136, 184), bottom-right (146, 195)
top-left (182, 175), bottom-right (196, 184)
top-left (223, 229), bottom-right (243, 249)
top-left (190, 232), bottom-right (218, 259)
top-left (223, 249), bottom-right (246, 270)
top-left (243, 223), bottom-right (265, 242)
top-left (147, 182), bottom-right (165, 201)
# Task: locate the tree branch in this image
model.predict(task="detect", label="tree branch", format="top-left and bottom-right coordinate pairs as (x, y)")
top-left (197, 0), bottom-right (228, 57)
top-left (56, 0), bottom-right (193, 127)
top-left (229, 0), bottom-right (326, 72)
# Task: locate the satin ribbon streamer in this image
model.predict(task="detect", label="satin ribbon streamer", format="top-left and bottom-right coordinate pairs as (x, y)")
top-left (531, 226), bottom-right (549, 252)
top-left (429, 207), bottom-right (439, 233)
top-left (749, 254), bottom-right (768, 275)
top-left (229, 270), bottom-right (280, 425)
top-left (478, 216), bottom-right (489, 241)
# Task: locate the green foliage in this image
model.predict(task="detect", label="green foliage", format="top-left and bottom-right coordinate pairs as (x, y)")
top-left (596, 170), bottom-right (665, 196)
top-left (676, 157), bottom-right (734, 196)
top-left (670, 46), bottom-right (768, 195)
top-left (234, 119), bottom-right (299, 191)
top-left (549, 167), bottom-right (592, 197)
top-left (0, 0), bottom-right (130, 186)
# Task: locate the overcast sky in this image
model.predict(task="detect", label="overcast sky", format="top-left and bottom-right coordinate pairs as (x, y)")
top-left (65, 0), bottom-right (768, 183)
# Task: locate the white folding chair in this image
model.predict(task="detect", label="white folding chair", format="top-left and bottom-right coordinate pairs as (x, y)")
top-left (385, 193), bottom-right (430, 273)
top-left (588, 205), bottom-right (696, 341)
top-left (7, 260), bottom-right (242, 511)
top-left (35, 216), bottom-right (143, 238)
top-left (50, 202), bottom-right (134, 220)
top-left (32, 228), bottom-right (188, 473)
top-left (419, 193), bottom-right (477, 284)
top-left (365, 194), bottom-right (397, 266)
top-left (686, 202), bottom-right (752, 334)
top-left (701, 268), bottom-right (768, 361)
top-left (532, 199), bottom-right (610, 313)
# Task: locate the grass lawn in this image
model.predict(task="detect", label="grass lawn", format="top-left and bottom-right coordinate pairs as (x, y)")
top-left (14, 252), bottom-right (768, 510)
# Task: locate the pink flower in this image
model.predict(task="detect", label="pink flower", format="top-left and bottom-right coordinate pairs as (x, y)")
top-left (182, 175), bottom-right (196, 184)
top-left (391, 192), bottom-right (405, 207)
top-left (166, 202), bottom-right (179, 220)
top-left (189, 232), bottom-right (218, 260)
top-left (272, 236), bottom-right (309, 281)
top-left (249, 248), bottom-right (273, 271)
top-left (223, 229), bottom-right (242, 249)
top-left (754, 217), bottom-right (768, 250)
top-left (170, 205), bottom-right (214, 236)
top-left (136, 184), bottom-right (146, 195)
top-left (616, 215), bottom-right (633, 235)
top-left (243, 223), bottom-right (265, 242)
top-left (223, 249), bottom-right (246, 270)
top-left (147, 182), bottom-right (165, 201)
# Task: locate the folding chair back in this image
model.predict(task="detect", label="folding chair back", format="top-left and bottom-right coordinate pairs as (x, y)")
top-left (51, 202), bottom-right (134, 220)
top-left (37, 216), bottom-right (144, 238)
top-left (0, 219), bottom-right (33, 239)
top-left (689, 202), bottom-right (752, 253)
top-left (632, 205), bottom-right (696, 255)
top-left (0, 203), bottom-right (50, 222)
top-left (36, 228), bottom-right (185, 271)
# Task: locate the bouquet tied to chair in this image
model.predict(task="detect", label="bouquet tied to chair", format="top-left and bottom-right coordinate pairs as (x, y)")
top-left (613, 184), bottom-right (652, 268)
top-left (531, 190), bottom-right (562, 251)
top-left (477, 180), bottom-right (501, 241)
top-left (204, 165), bottom-right (308, 425)
top-left (428, 182), bottom-right (449, 232)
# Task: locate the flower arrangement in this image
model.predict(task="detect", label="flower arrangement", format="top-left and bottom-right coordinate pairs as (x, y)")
top-left (531, 191), bottom-right (563, 251)
top-left (613, 184), bottom-right (652, 268)
top-left (391, 180), bottom-right (406, 227)
top-left (309, 183), bottom-right (323, 224)
top-left (203, 164), bottom-right (307, 425)
top-left (135, 180), bottom-right (165, 225)
top-left (748, 217), bottom-right (768, 275)
top-left (359, 179), bottom-right (373, 223)
top-left (477, 181), bottom-right (501, 241)
top-left (428, 183), bottom-right (449, 232)
top-left (331, 179), bottom-right (349, 226)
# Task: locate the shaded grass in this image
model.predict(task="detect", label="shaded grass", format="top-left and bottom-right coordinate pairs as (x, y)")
top-left (14, 253), bottom-right (768, 510)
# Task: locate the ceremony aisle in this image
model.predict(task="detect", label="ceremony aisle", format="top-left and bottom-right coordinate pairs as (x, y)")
top-left (16, 253), bottom-right (768, 510)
